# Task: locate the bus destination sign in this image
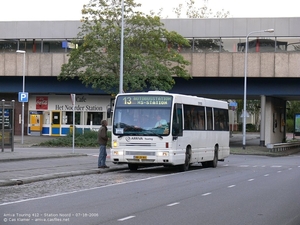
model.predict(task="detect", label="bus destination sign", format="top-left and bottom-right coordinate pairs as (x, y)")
top-left (117, 95), bottom-right (173, 107)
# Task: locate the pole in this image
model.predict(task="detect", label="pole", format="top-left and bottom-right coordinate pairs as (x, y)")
top-left (16, 50), bottom-right (26, 145)
top-left (242, 33), bottom-right (249, 149)
top-left (119, 0), bottom-right (124, 94)
top-left (242, 29), bottom-right (274, 149)
top-left (232, 109), bottom-right (234, 137)
top-left (72, 94), bottom-right (75, 153)
top-left (21, 52), bottom-right (25, 145)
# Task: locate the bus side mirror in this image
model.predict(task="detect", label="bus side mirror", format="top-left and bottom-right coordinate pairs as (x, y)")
top-left (172, 123), bottom-right (180, 136)
top-left (107, 108), bottom-right (111, 118)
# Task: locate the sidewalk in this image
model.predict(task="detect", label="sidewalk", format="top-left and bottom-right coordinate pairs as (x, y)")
top-left (0, 136), bottom-right (128, 187)
top-left (1, 133), bottom-right (300, 187)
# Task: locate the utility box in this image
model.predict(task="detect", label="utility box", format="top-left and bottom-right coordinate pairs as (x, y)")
top-left (0, 100), bottom-right (15, 152)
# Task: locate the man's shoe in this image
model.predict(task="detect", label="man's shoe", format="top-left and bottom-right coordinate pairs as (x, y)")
top-left (98, 166), bottom-right (109, 168)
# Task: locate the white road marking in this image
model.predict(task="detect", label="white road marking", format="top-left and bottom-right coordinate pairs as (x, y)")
top-left (228, 185), bottom-right (236, 188)
top-left (167, 202), bottom-right (180, 207)
top-left (202, 193), bottom-right (211, 196)
top-left (118, 216), bottom-right (135, 221)
top-left (271, 166), bottom-right (282, 168)
top-left (240, 165), bottom-right (249, 167)
top-left (248, 179), bottom-right (254, 182)
top-left (264, 174), bottom-right (269, 177)
top-left (277, 171), bottom-right (282, 173)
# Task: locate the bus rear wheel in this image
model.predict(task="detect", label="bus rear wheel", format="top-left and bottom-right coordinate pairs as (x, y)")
top-left (202, 146), bottom-right (218, 168)
top-left (209, 146), bottom-right (218, 168)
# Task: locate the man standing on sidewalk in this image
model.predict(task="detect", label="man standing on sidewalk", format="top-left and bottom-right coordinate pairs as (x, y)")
top-left (98, 119), bottom-right (109, 168)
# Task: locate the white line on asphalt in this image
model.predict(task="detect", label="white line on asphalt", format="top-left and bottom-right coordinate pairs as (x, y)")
top-left (264, 174), bottom-right (269, 177)
top-left (118, 216), bottom-right (135, 221)
top-left (253, 165), bottom-right (257, 168)
top-left (167, 202), bottom-right (180, 207)
top-left (240, 165), bottom-right (249, 167)
top-left (223, 164), bottom-right (229, 167)
top-left (228, 185), bottom-right (236, 188)
top-left (0, 170), bottom-right (192, 206)
top-left (248, 179), bottom-right (254, 182)
top-left (271, 166), bottom-right (282, 168)
top-left (202, 193), bottom-right (212, 196)
top-left (277, 171), bottom-right (282, 173)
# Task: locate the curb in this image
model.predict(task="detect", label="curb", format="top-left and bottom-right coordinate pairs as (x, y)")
top-left (0, 165), bottom-right (128, 187)
top-left (0, 154), bottom-right (88, 162)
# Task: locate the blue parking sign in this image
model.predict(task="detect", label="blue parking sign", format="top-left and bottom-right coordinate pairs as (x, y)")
top-left (18, 92), bottom-right (29, 102)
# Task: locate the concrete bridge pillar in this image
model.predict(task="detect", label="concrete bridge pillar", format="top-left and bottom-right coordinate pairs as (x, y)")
top-left (260, 95), bottom-right (266, 146)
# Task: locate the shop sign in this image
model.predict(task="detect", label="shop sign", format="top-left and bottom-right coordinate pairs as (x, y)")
top-left (36, 97), bottom-right (48, 110)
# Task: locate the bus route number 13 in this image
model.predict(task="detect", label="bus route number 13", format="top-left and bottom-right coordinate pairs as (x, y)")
top-left (123, 97), bottom-right (132, 105)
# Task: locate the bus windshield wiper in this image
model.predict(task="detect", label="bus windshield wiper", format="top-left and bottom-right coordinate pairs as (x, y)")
top-left (144, 130), bottom-right (163, 139)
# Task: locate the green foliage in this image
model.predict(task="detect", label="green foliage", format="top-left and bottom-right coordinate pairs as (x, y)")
top-left (173, 0), bottom-right (230, 19)
top-left (237, 123), bottom-right (257, 132)
top-left (38, 130), bottom-right (112, 148)
top-left (58, 0), bottom-right (191, 95)
top-left (287, 101), bottom-right (300, 119)
top-left (286, 119), bottom-right (294, 133)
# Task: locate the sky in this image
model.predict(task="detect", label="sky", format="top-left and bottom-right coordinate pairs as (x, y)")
top-left (0, 0), bottom-right (299, 21)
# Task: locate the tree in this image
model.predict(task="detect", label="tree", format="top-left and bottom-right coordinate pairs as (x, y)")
top-left (173, 0), bottom-right (229, 19)
top-left (236, 99), bottom-right (261, 131)
top-left (287, 101), bottom-right (300, 119)
top-left (58, 0), bottom-right (191, 94)
top-left (172, 0), bottom-right (229, 53)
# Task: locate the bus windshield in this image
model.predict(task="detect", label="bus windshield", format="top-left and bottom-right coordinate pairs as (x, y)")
top-left (113, 108), bottom-right (171, 137)
top-left (112, 94), bottom-right (173, 137)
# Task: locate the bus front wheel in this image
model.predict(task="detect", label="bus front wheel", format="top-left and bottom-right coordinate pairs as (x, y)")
top-left (128, 163), bottom-right (138, 171)
top-left (179, 147), bottom-right (191, 172)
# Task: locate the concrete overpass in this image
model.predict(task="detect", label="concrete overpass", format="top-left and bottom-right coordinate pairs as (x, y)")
top-left (1, 18), bottom-right (300, 145)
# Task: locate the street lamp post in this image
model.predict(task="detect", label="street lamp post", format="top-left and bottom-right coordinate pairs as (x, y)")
top-left (119, 0), bottom-right (124, 94)
top-left (16, 50), bottom-right (26, 145)
top-left (243, 29), bottom-right (274, 149)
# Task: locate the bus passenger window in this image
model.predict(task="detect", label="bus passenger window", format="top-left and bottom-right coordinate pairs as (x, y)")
top-left (206, 107), bottom-right (213, 130)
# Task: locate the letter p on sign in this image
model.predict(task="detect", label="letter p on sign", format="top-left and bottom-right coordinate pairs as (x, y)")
top-left (18, 92), bottom-right (29, 102)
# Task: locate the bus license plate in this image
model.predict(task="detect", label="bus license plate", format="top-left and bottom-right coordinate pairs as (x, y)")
top-left (134, 155), bottom-right (147, 159)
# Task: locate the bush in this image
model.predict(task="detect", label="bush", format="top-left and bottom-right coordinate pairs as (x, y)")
top-left (237, 123), bottom-right (257, 132)
top-left (39, 130), bottom-right (112, 148)
top-left (286, 119), bottom-right (294, 133)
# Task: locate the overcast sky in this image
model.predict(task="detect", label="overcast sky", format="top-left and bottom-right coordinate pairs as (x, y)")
top-left (1, 0), bottom-right (299, 21)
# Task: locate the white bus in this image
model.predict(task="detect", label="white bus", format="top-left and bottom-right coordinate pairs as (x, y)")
top-left (111, 91), bottom-right (230, 171)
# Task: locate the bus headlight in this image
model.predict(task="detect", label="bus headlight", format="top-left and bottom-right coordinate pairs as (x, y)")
top-left (157, 151), bottom-right (169, 157)
top-left (113, 140), bottom-right (118, 148)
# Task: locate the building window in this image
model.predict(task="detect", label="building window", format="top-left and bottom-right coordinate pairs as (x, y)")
top-left (87, 112), bottom-right (103, 125)
top-left (66, 112), bottom-right (80, 125)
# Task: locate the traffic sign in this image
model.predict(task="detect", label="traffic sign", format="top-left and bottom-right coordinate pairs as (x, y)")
top-left (18, 92), bottom-right (29, 102)
top-left (229, 101), bottom-right (237, 107)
